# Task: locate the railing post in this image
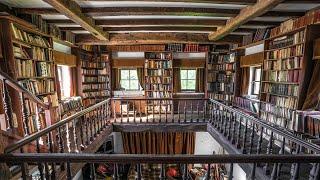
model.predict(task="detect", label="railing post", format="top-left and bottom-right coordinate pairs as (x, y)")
top-left (2, 80), bottom-right (15, 131)
top-left (184, 100), bottom-right (187, 123)
top-left (236, 116), bottom-right (242, 149)
top-left (67, 161), bottom-right (72, 180)
top-left (231, 113), bottom-right (237, 144)
top-left (271, 137), bottom-right (286, 180)
top-left (178, 101), bottom-right (181, 123)
top-left (182, 164), bottom-right (188, 180)
top-left (197, 100), bottom-right (200, 122)
top-left (242, 118), bottom-right (248, 154)
top-left (58, 127), bottom-right (65, 170)
top-left (263, 131), bottom-right (273, 174)
top-left (159, 164), bottom-right (166, 180)
top-left (290, 144), bottom-right (302, 180)
top-left (36, 138), bottom-right (44, 180)
top-left (48, 132), bottom-right (56, 179)
top-left (90, 163), bottom-right (96, 180)
top-left (205, 164), bottom-right (211, 180)
top-left (20, 148), bottom-right (29, 180)
top-left (309, 163), bottom-right (319, 180)
top-left (20, 93), bottom-right (30, 136)
top-left (228, 163), bottom-right (234, 180)
top-left (136, 163), bottom-right (142, 180)
top-left (113, 163), bottom-right (119, 180)
top-left (72, 119), bottom-right (79, 153)
top-left (248, 124), bottom-right (255, 154)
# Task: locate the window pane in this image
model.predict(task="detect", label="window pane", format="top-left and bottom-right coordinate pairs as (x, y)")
top-left (186, 80), bottom-right (196, 90)
top-left (130, 80), bottom-right (139, 90)
top-left (121, 80), bottom-right (130, 90)
top-left (181, 80), bottom-right (187, 90)
top-left (180, 70), bottom-right (188, 80)
top-left (188, 70), bottom-right (196, 79)
top-left (253, 82), bottom-right (260, 95)
top-left (121, 70), bottom-right (129, 80)
top-left (254, 68), bottom-right (261, 81)
top-left (130, 70), bottom-right (138, 80)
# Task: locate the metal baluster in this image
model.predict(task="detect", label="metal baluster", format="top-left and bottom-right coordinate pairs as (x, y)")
top-left (136, 164), bottom-right (142, 180)
top-left (171, 99), bottom-right (174, 123)
top-left (44, 161), bottom-right (50, 180)
top-left (309, 163), bottom-right (319, 180)
top-left (249, 124), bottom-right (255, 154)
top-left (85, 116), bottom-right (90, 145)
top-left (114, 100), bottom-right (117, 123)
top-left (159, 164), bottom-right (166, 180)
top-left (183, 164), bottom-right (188, 180)
top-left (127, 100), bottom-right (129, 123)
top-left (73, 119), bottom-right (79, 153)
top-left (93, 111), bottom-right (98, 137)
top-left (90, 163), bottom-right (96, 180)
top-left (184, 101), bottom-right (187, 122)
top-left (89, 113), bottom-right (94, 141)
top-left (139, 100), bottom-right (142, 123)
top-left (178, 101), bottom-right (181, 123)
top-left (227, 111), bottom-right (232, 140)
top-left (79, 116), bottom-right (85, 150)
top-left (120, 101), bottom-right (123, 123)
top-left (223, 109), bottom-right (229, 136)
top-left (205, 164), bottom-right (211, 180)
top-left (113, 163), bottom-right (119, 179)
top-left (203, 100), bottom-right (207, 122)
top-left (36, 138), bottom-right (44, 180)
top-left (231, 113), bottom-right (237, 144)
top-left (2, 80), bottom-right (14, 131)
top-left (197, 101), bottom-right (200, 122)
top-left (97, 107), bottom-right (101, 132)
top-left (146, 100), bottom-right (149, 123)
top-left (271, 137), bottom-right (286, 180)
top-left (48, 132), bottom-right (56, 179)
top-left (191, 101), bottom-right (193, 122)
top-left (159, 100), bottom-right (161, 123)
top-left (251, 126), bottom-right (264, 179)
top-left (58, 127), bottom-right (65, 170)
top-left (66, 122), bottom-right (71, 152)
top-left (67, 162), bottom-right (72, 180)
top-left (133, 100), bottom-right (136, 123)
top-left (152, 100), bottom-right (155, 122)
top-left (263, 131), bottom-right (274, 174)
top-left (236, 117), bottom-right (242, 149)
top-left (228, 163), bottom-right (234, 180)
top-left (242, 118), bottom-right (248, 154)
top-left (290, 144), bottom-right (302, 180)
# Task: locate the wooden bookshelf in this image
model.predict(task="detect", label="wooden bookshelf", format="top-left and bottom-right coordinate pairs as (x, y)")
top-left (0, 15), bottom-right (59, 136)
top-left (144, 52), bottom-right (173, 113)
top-left (207, 46), bottom-right (239, 105)
top-left (75, 47), bottom-right (111, 108)
top-left (260, 25), bottom-right (320, 131)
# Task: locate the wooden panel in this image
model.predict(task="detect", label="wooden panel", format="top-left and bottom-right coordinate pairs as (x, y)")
top-left (313, 38), bottom-right (320, 60)
top-left (111, 59), bottom-right (145, 68)
top-left (240, 52), bottom-right (264, 67)
top-left (173, 59), bottom-right (205, 68)
top-left (53, 50), bottom-right (77, 67)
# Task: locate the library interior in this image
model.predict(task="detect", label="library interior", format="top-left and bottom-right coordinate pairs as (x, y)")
top-left (0, 0), bottom-right (320, 179)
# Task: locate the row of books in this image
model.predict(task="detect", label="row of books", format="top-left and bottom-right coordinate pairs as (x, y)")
top-left (145, 77), bottom-right (172, 84)
top-left (82, 84), bottom-right (109, 91)
top-left (295, 111), bottom-right (320, 137)
top-left (253, 28), bottom-right (270, 42)
top-left (270, 10), bottom-right (320, 37)
top-left (208, 53), bottom-right (235, 64)
top-left (81, 61), bottom-right (107, 69)
top-left (166, 43), bottom-right (183, 52)
top-left (145, 84), bottom-right (172, 91)
top-left (208, 93), bottom-right (234, 103)
top-left (81, 69), bottom-right (107, 75)
top-left (18, 14), bottom-right (48, 35)
top-left (145, 69), bottom-right (172, 76)
top-left (32, 47), bottom-right (53, 61)
top-left (265, 94), bottom-right (297, 109)
top-left (262, 83), bottom-right (299, 96)
top-left (24, 99), bottom-right (37, 116)
top-left (11, 23), bottom-right (51, 48)
top-left (207, 73), bottom-right (234, 83)
top-left (61, 31), bottom-right (76, 44)
top-left (233, 97), bottom-right (259, 114)
top-left (59, 96), bottom-right (83, 115)
top-left (260, 111), bottom-right (291, 129)
top-left (82, 76), bottom-right (108, 83)
top-left (207, 63), bottom-right (235, 71)
top-left (145, 52), bottom-right (172, 60)
top-left (184, 44), bottom-right (199, 52)
top-left (207, 82), bottom-right (234, 93)
top-left (269, 31), bottom-right (305, 50)
top-left (145, 91), bottom-right (172, 98)
top-left (267, 45), bottom-right (304, 60)
top-left (19, 79), bottom-right (55, 95)
top-left (83, 98), bottom-right (96, 107)
top-left (261, 102), bottom-right (296, 120)
top-left (48, 23), bottom-right (61, 39)
top-left (107, 45), bottom-right (165, 52)
top-left (16, 60), bottom-right (53, 77)
top-left (145, 60), bottom-right (172, 69)
top-left (147, 105), bottom-right (172, 112)
top-left (263, 70), bottom-right (300, 83)
top-left (264, 57), bottom-right (302, 70)
top-left (82, 91), bottom-right (109, 98)
top-left (13, 45), bottom-right (29, 59)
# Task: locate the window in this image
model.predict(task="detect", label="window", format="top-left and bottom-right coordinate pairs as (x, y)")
top-left (120, 69), bottom-right (141, 90)
top-left (180, 69), bottom-right (196, 91)
top-left (57, 65), bottom-right (72, 99)
top-left (248, 66), bottom-right (261, 98)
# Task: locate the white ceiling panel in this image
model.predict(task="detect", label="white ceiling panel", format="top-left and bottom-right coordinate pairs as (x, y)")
top-left (93, 15), bottom-right (230, 20)
top-left (273, 3), bottom-right (320, 12)
top-left (0, 0), bottom-right (52, 8)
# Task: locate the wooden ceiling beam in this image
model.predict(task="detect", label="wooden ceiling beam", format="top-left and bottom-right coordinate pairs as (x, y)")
top-left (75, 33), bottom-right (243, 45)
top-left (15, 7), bottom-right (304, 18)
top-left (43, 0), bottom-right (108, 40)
top-left (208, 0), bottom-right (285, 41)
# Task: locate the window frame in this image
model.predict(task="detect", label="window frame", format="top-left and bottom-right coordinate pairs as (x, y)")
top-left (57, 65), bottom-right (72, 99)
top-left (120, 69), bottom-right (141, 91)
top-left (180, 69), bottom-right (197, 92)
top-left (248, 66), bottom-right (261, 99)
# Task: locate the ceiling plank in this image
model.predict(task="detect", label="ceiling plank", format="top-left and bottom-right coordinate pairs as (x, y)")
top-left (208, 0), bottom-right (285, 41)
top-left (43, 0), bottom-right (108, 40)
top-left (15, 7), bottom-right (304, 18)
top-left (75, 33), bottom-right (243, 45)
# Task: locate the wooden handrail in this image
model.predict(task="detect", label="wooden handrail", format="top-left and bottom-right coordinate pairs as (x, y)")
top-left (209, 98), bottom-right (320, 154)
top-left (5, 98), bottom-right (110, 153)
top-left (1, 153), bottom-right (320, 164)
top-left (0, 70), bottom-right (49, 109)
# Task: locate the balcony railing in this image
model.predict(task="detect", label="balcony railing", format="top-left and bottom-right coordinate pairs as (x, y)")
top-left (0, 96), bottom-right (320, 180)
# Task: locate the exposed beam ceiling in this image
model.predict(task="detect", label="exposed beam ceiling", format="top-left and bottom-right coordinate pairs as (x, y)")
top-left (208, 0), bottom-right (285, 40)
top-left (43, 0), bottom-right (108, 40)
top-left (76, 33), bottom-right (243, 45)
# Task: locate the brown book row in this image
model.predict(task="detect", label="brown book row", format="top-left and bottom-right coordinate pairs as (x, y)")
top-left (82, 84), bottom-right (109, 91)
top-left (263, 70), bottom-right (300, 83)
top-left (16, 60), bottom-right (54, 78)
top-left (19, 79), bottom-right (55, 95)
top-left (263, 57), bottom-right (302, 70)
top-left (267, 45), bottom-right (304, 60)
top-left (108, 45), bottom-right (166, 52)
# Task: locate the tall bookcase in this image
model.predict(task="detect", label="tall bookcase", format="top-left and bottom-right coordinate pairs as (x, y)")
top-left (207, 50), bottom-right (238, 105)
top-left (144, 52), bottom-right (173, 113)
top-left (260, 25), bottom-right (320, 131)
top-left (0, 15), bottom-right (58, 135)
top-left (76, 47), bottom-right (111, 108)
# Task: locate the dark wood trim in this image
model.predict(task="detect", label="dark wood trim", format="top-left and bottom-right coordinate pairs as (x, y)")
top-left (112, 123), bottom-right (207, 132)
